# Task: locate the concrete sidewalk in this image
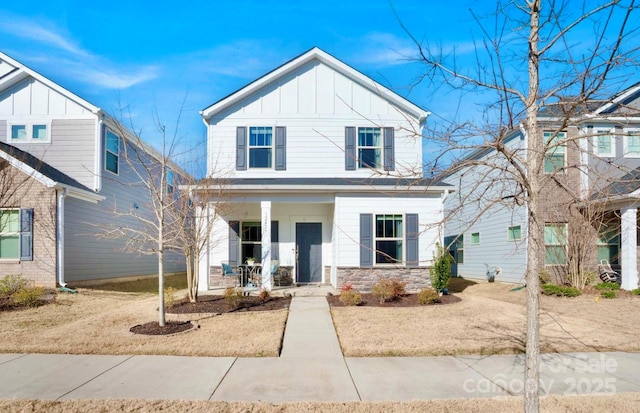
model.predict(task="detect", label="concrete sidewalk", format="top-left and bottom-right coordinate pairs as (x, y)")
top-left (1, 296), bottom-right (639, 402)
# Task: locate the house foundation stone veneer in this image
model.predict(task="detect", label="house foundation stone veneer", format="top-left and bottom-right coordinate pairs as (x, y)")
top-left (337, 267), bottom-right (432, 292)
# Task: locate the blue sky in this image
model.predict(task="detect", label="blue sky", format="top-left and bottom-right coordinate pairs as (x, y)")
top-left (1, 1), bottom-right (638, 175)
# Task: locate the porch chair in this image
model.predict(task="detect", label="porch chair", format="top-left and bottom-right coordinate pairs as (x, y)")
top-left (221, 261), bottom-right (243, 286)
top-left (270, 260), bottom-right (291, 287)
top-left (598, 259), bottom-right (619, 283)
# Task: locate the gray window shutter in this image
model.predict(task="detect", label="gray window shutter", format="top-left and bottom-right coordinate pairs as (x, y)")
top-left (271, 221), bottom-right (279, 260)
top-left (406, 214), bottom-right (419, 266)
top-left (360, 214), bottom-right (373, 267)
top-left (275, 127), bottom-right (286, 170)
top-left (345, 127), bottom-right (356, 171)
top-left (20, 208), bottom-right (33, 261)
top-left (383, 127), bottom-right (395, 171)
top-left (236, 127), bottom-right (247, 171)
top-left (229, 221), bottom-right (240, 266)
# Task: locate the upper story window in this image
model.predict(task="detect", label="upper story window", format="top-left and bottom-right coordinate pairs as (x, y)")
top-left (375, 214), bottom-right (403, 264)
top-left (358, 127), bottom-right (382, 168)
top-left (249, 127), bottom-right (272, 168)
top-left (105, 130), bottom-right (120, 175)
top-left (594, 129), bottom-right (614, 157)
top-left (543, 131), bottom-right (566, 173)
top-left (624, 129), bottom-right (640, 158)
top-left (166, 169), bottom-right (175, 194)
top-left (9, 122), bottom-right (50, 143)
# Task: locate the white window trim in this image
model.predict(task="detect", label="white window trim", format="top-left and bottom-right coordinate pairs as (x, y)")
top-left (240, 221), bottom-right (262, 263)
top-left (374, 213), bottom-right (405, 266)
top-left (507, 225), bottom-right (522, 241)
top-left (0, 208), bottom-right (20, 261)
top-left (248, 126), bottom-right (274, 169)
top-left (543, 131), bottom-right (567, 174)
top-left (357, 126), bottom-right (383, 169)
top-left (470, 232), bottom-right (480, 245)
top-left (623, 128), bottom-right (640, 158)
top-left (593, 128), bottom-right (615, 157)
top-left (8, 121), bottom-right (51, 144)
top-left (104, 129), bottom-right (120, 176)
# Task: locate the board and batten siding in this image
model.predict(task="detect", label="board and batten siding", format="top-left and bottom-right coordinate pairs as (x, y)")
top-left (207, 60), bottom-right (422, 178)
top-left (443, 136), bottom-right (527, 284)
top-left (333, 195), bottom-right (442, 268)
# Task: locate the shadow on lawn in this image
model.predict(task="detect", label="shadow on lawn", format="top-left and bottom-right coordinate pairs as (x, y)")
top-left (447, 277), bottom-right (478, 293)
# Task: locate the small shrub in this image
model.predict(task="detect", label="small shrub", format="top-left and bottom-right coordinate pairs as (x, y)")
top-left (418, 287), bottom-right (440, 305)
top-left (340, 283), bottom-right (353, 292)
top-left (258, 289), bottom-right (270, 300)
top-left (539, 271), bottom-right (551, 285)
top-left (12, 286), bottom-right (45, 307)
top-left (631, 288), bottom-right (640, 296)
top-left (541, 283), bottom-right (581, 297)
top-left (601, 290), bottom-right (616, 299)
top-left (372, 278), bottom-right (407, 303)
top-left (594, 282), bottom-right (620, 291)
top-left (430, 243), bottom-right (453, 292)
top-left (0, 274), bottom-right (29, 296)
top-left (164, 286), bottom-right (178, 309)
top-left (339, 290), bottom-right (362, 306)
top-left (223, 287), bottom-right (242, 308)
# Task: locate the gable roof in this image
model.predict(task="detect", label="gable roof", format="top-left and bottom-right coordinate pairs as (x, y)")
top-left (0, 141), bottom-right (103, 203)
top-left (200, 47), bottom-right (429, 122)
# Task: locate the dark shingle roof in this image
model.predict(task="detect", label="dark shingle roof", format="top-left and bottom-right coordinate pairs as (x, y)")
top-left (592, 167), bottom-right (640, 199)
top-left (0, 141), bottom-right (93, 192)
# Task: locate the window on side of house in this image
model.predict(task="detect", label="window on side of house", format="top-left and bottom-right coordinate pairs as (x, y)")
top-left (9, 123), bottom-right (50, 143)
top-left (507, 225), bottom-right (522, 241)
top-left (470, 232), bottom-right (480, 245)
top-left (594, 129), bottom-right (614, 157)
top-left (105, 130), bottom-right (120, 174)
top-left (249, 126), bottom-right (272, 168)
top-left (166, 169), bottom-right (175, 194)
top-left (241, 222), bottom-right (262, 263)
top-left (624, 129), bottom-right (640, 157)
top-left (455, 235), bottom-right (464, 264)
top-left (597, 224), bottom-right (619, 265)
top-left (0, 209), bottom-right (20, 259)
top-left (358, 127), bottom-right (382, 169)
top-left (544, 223), bottom-right (567, 265)
top-left (375, 214), bottom-right (403, 264)
top-left (544, 131), bottom-right (566, 173)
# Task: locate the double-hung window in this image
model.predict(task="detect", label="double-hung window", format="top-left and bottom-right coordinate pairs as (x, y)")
top-left (594, 129), bottom-right (614, 157)
top-left (249, 127), bottom-right (272, 168)
top-left (105, 130), bottom-right (120, 174)
top-left (455, 235), bottom-right (464, 264)
top-left (241, 222), bottom-right (262, 263)
top-left (375, 214), bottom-right (403, 264)
top-left (166, 169), bottom-right (175, 194)
top-left (544, 131), bottom-right (566, 173)
top-left (624, 129), bottom-right (640, 157)
top-left (9, 122), bottom-right (50, 143)
top-left (544, 223), bottom-right (567, 265)
top-left (0, 209), bottom-right (20, 259)
top-left (358, 127), bottom-right (382, 168)
top-left (597, 224), bottom-right (619, 265)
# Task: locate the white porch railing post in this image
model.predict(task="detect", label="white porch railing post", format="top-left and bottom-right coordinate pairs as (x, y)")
top-left (620, 207), bottom-right (638, 290)
top-left (261, 201), bottom-right (272, 291)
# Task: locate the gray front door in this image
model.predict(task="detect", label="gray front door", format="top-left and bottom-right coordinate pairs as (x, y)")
top-left (296, 223), bottom-right (322, 283)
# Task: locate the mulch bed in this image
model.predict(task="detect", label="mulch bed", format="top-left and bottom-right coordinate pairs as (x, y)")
top-left (130, 321), bottom-right (195, 335)
top-left (327, 292), bottom-right (462, 307)
top-left (0, 295), bottom-right (52, 312)
top-left (167, 295), bottom-right (291, 314)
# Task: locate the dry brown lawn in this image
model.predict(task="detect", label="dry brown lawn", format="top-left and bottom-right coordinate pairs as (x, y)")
top-left (0, 288), bottom-right (287, 357)
top-left (2, 394), bottom-right (640, 412)
top-left (332, 279), bottom-right (640, 356)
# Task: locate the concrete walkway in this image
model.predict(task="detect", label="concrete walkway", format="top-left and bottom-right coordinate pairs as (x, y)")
top-left (1, 296), bottom-right (639, 402)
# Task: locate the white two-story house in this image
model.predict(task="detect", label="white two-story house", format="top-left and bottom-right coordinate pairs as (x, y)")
top-left (0, 51), bottom-right (186, 288)
top-left (196, 47), bottom-right (450, 292)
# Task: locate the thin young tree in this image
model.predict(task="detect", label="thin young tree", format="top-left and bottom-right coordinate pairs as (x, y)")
top-left (399, 1), bottom-right (638, 411)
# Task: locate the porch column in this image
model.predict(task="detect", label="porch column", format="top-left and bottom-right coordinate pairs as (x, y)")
top-left (620, 207), bottom-right (639, 290)
top-left (261, 201), bottom-right (272, 291)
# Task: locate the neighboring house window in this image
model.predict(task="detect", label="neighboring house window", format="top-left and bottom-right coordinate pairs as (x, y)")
top-left (470, 232), bottom-right (480, 245)
top-left (544, 223), bottom-right (567, 265)
top-left (358, 127), bottom-right (382, 168)
top-left (544, 131), bottom-right (566, 173)
top-left (249, 126), bottom-right (272, 168)
top-left (105, 130), bottom-right (119, 174)
top-left (597, 225), bottom-right (619, 265)
top-left (375, 214), bottom-right (403, 264)
top-left (507, 225), bottom-right (522, 241)
top-left (241, 222), bottom-right (261, 263)
top-left (624, 129), bottom-right (640, 157)
top-left (166, 169), bottom-right (175, 194)
top-left (9, 123), bottom-right (50, 143)
top-left (594, 129), bottom-right (614, 157)
top-left (0, 209), bottom-right (19, 259)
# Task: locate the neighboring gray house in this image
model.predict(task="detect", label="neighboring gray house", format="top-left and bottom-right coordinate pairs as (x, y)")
top-left (196, 47), bottom-right (450, 292)
top-left (0, 51), bottom-right (186, 288)
top-left (443, 82), bottom-right (640, 290)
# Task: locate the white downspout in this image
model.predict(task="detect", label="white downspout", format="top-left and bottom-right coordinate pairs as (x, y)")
top-left (57, 188), bottom-right (68, 287)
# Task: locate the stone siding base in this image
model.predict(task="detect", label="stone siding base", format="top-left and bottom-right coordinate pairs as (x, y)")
top-left (337, 267), bottom-right (431, 292)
